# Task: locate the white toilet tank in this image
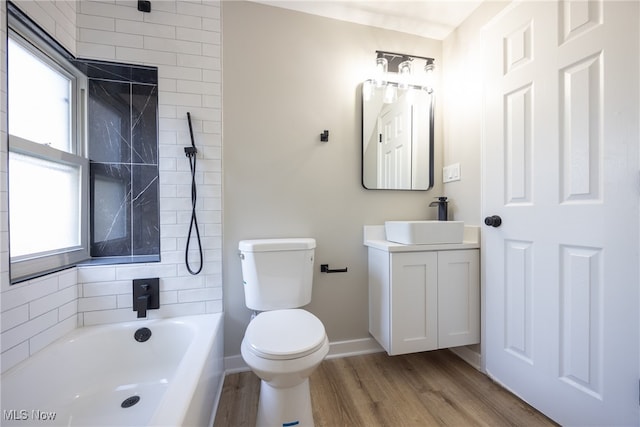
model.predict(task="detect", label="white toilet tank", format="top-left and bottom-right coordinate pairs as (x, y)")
top-left (239, 238), bottom-right (316, 311)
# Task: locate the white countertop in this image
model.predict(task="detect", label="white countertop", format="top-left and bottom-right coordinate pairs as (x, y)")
top-left (363, 225), bottom-right (480, 252)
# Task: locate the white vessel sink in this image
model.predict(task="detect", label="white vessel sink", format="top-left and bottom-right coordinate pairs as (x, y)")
top-left (384, 220), bottom-right (464, 245)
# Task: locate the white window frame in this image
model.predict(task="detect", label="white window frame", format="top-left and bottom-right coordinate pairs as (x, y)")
top-left (8, 18), bottom-right (89, 283)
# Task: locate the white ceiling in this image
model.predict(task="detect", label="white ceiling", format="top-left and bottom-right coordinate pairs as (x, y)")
top-left (250, 0), bottom-right (484, 40)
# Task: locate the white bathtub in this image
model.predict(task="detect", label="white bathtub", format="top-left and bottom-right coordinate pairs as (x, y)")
top-left (1, 313), bottom-right (224, 427)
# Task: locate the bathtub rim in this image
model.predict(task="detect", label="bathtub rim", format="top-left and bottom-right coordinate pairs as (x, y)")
top-left (146, 313), bottom-right (222, 426)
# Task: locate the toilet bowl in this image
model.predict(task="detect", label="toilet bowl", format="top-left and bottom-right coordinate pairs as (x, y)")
top-left (241, 309), bottom-right (329, 426)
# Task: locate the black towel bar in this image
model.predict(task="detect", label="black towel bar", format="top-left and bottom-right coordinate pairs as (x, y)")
top-left (320, 264), bottom-right (348, 273)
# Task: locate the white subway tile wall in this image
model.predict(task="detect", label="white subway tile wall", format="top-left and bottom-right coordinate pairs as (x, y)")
top-left (78, 0), bottom-right (223, 322)
top-left (0, 0), bottom-right (9, 373)
top-left (1, 269), bottom-right (79, 373)
top-left (12, 0), bottom-right (77, 54)
top-left (0, 1), bottom-right (222, 373)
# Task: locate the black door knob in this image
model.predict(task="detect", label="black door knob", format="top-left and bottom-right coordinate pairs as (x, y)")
top-left (484, 215), bottom-right (502, 227)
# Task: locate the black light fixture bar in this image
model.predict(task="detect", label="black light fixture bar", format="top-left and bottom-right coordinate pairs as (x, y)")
top-left (376, 50), bottom-right (434, 72)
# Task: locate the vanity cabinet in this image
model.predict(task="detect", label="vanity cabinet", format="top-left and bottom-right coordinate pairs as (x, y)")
top-left (368, 248), bottom-right (480, 356)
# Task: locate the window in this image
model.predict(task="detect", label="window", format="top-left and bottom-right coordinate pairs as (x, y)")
top-left (8, 19), bottom-right (89, 282)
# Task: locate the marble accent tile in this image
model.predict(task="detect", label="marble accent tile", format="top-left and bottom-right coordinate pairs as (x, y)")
top-left (74, 58), bottom-right (158, 84)
top-left (88, 80), bottom-right (131, 163)
top-left (87, 62), bottom-right (159, 260)
top-left (90, 162), bottom-right (131, 257)
top-left (132, 164), bottom-right (159, 255)
top-left (131, 84), bottom-right (158, 164)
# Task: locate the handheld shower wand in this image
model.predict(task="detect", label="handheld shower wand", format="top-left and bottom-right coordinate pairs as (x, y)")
top-left (185, 112), bottom-right (203, 275)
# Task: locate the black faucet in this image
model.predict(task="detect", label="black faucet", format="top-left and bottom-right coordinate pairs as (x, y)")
top-left (429, 196), bottom-right (449, 221)
top-left (132, 278), bottom-right (160, 318)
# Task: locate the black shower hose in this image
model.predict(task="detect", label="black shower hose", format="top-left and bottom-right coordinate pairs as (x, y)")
top-left (185, 112), bottom-right (203, 275)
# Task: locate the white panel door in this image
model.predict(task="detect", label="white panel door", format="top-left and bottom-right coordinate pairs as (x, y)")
top-left (482, 1), bottom-right (639, 425)
top-left (378, 98), bottom-right (412, 189)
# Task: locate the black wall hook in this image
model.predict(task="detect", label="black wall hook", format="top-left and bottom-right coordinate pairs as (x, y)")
top-left (137, 0), bottom-right (151, 12)
top-left (320, 130), bottom-right (329, 142)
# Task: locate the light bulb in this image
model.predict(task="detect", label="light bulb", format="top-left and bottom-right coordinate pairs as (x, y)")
top-left (398, 58), bottom-right (412, 90)
top-left (363, 80), bottom-right (374, 101)
top-left (383, 84), bottom-right (397, 104)
top-left (424, 60), bottom-right (435, 93)
top-left (375, 55), bottom-right (388, 88)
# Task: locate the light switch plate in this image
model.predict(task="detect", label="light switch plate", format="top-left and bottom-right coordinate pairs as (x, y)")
top-left (443, 163), bottom-right (461, 183)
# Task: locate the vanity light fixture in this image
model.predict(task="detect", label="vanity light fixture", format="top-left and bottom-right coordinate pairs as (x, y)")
top-left (373, 50), bottom-right (435, 92)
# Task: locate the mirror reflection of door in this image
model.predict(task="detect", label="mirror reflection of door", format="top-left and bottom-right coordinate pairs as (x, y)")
top-left (362, 80), bottom-right (433, 190)
top-left (377, 101), bottom-right (412, 189)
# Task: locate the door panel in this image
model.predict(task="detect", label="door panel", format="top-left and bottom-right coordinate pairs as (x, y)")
top-left (503, 239), bottom-right (533, 362)
top-left (559, 245), bottom-right (603, 398)
top-left (482, 1), bottom-right (639, 425)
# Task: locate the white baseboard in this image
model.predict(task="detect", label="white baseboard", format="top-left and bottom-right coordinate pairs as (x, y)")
top-left (326, 336), bottom-right (384, 359)
top-left (224, 354), bottom-right (249, 374)
top-left (449, 345), bottom-right (483, 371)
top-left (223, 337), bottom-right (384, 374)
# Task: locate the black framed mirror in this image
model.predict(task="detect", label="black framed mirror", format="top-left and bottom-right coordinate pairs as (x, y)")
top-left (361, 80), bottom-right (434, 190)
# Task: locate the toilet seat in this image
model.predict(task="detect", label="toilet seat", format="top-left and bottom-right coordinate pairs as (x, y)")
top-left (245, 309), bottom-right (326, 360)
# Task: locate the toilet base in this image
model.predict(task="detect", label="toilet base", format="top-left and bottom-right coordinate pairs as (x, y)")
top-left (256, 378), bottom-right (314, 427)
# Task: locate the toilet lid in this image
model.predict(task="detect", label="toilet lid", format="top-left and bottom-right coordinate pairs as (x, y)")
top-left (245, 309), bottom-right (326, 360)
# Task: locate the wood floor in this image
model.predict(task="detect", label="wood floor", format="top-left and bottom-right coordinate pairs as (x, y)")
top-left (214, 350), bottom-right (557, 427)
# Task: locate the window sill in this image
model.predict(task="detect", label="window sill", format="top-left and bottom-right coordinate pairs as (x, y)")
top-left (11, 255), bottom-right (161, 284)
top-left (78, 255), bottom-right (160, 267)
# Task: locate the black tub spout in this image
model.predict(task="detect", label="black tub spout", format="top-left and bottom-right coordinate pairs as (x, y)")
top-left (135, 294), bottom-right (150, 318)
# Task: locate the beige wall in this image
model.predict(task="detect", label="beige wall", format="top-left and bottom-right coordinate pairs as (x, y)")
top-left (441, 1), bottom-right (509, 224)
top-left (222, 1), bottom-right (443, 357)
top-left (441, 0), bottom-right (510, 361)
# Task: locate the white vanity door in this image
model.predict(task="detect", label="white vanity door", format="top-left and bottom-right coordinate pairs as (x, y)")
top-left (482, 1), bottom-right (639, 425)
top-left (437, 250), bottom-right (479, 349)
top-left (389, 251), bottom-right (438, 355)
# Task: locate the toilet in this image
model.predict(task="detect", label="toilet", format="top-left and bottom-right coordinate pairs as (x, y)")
top-left (238, 238), bottom-right (329, 427)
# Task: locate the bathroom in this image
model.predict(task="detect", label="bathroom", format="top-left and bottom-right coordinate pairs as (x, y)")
top-left (1, 0), bottom-right (639, 426)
